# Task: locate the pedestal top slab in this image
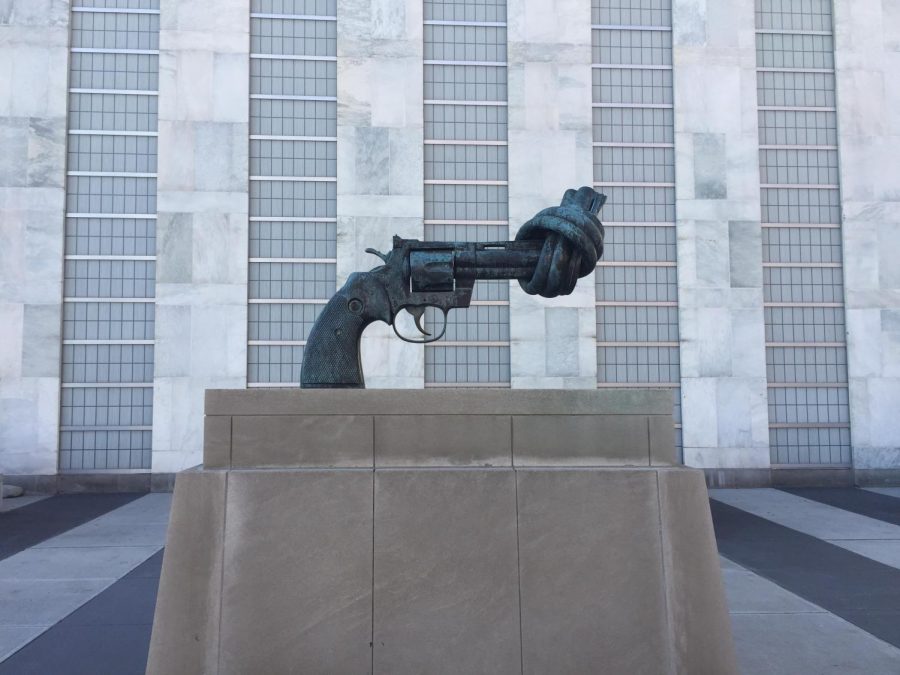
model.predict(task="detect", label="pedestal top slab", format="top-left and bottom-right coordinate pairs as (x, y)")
top-left (203, 389), bottom-right (678, 469)
top-left (205, 387), bottom-right (672, 417)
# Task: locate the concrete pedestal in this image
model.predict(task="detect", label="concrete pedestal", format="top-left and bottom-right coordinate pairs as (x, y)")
top-left (147, 389), bottom-right (737, 674)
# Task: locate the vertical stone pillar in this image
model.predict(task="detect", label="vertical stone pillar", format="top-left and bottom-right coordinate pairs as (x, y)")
top-left (0, 1), bottom-right (69, 476)
top-left (672, 1), bottom-right (770, 470)
top-left (336, 0), bottom-right (424, 388)
top-left (153, 0), bottom-right (250, 472)
top-left (507, 0), bottom-right (596, 389)
top-left (834, 0), bottom-right (900, 475)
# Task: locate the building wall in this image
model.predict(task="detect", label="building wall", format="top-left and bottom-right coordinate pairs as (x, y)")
top-left (0, 0), bottom-right (70, 475)
top-left (672, 0), bottom-right (771, 470)
top-left (0, 0), bottom-right (898, 479)
top-left (153, 0), bottom-right (250, 472)
top-left (834, 0), bottom-right (900, 472)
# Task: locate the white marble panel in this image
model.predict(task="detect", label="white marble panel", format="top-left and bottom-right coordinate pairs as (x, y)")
top-left (154, 0), bottom-right (250, 469)
top-left (835, 0), bottom-right (900, 468)
top-left (674, 0), bottom-right (769, 469)
top-left (507, 0), bottom-right (595, 388)
top-left (0, 1), bottom-right (67, 478)
top-left (337, 0), bottom-right (423, 387)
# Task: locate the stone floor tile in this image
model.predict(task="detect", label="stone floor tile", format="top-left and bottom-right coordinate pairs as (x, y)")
top-left (0, 578), bottom-right (112, 626)
top-left (34, 520), bottom-right (168, 549)
top-left (722, 567), bottom-right (826, 615)
top-left (865, 487), bottom-right (900, 499)
top-left (0, 626), bottom-right (44, 662)
top-left (0, 496), bottom-right (48, 513)
top-left (730, 612), bottom-right (900, 675)
top-left (711, 489), bottom-right (900, 542)
top-left (0, 546), bottom-right (161, 580)
top-left (0, 624), bottom-right (152, 675)
top-left (835, 540), bottom-right (900, 570)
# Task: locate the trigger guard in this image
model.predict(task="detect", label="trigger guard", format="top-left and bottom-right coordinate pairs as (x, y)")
top-left (392, 311), bottom-right (448, 344)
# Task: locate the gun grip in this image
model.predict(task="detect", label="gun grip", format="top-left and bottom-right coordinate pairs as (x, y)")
top-left (300, 272), bottom-right (390, 388)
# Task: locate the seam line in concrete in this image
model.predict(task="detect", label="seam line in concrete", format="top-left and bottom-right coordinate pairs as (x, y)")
top-left (215, 473), bottom-right (228, 673)
top-left (654, 473), bottom-right (675, 675)
top-left (513, 469), bottom-right (524, 675)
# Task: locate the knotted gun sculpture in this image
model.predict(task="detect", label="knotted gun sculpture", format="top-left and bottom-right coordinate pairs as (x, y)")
top-left (300, 186), bottom-right (607, 388)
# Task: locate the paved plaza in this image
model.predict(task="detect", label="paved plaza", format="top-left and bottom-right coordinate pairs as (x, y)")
top-left (0, 487), bottom-right (898, 674)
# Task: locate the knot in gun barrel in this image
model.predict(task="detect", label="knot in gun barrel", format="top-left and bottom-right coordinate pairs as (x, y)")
top-left (514, 186), bottom-right (606, 298)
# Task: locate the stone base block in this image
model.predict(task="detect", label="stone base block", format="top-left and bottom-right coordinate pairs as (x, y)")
top-left (148, 390), bottom-right (737, 674)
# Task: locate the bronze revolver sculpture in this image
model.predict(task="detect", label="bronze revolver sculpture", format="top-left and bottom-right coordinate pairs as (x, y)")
top-left (300, 186), bottom-right (606, 388)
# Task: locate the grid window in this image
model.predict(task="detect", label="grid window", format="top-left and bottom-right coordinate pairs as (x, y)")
top-left (424, 5), bottom-right (509, 386)
top-left (61, 386), bottom-right (153, 427)
top-left (765, 306), bottom-right (845, 343)
top-left (249, 303), bottom-right (323, 341)
top-left (70, 52), bottom-right (158, 90)
top-left (251, 18), bottom-right (336, 57)
top-left (63, 0), bottom-right (158, 472)
top-left (249, 0), bottom-right (336, 386)
top-left (758, 109), bottom-right (836, 146)
top-left (62, 344), bottom-right (154, 384)
top-left (763, 266), bottom-right (843, 303)
top-left (71, 11), bottom-right (160, 50)
top-left (770, 427), bottom-right (850, 466)
top-left (74, 0), bottom-right (160, 8)
top-left (424, 25), bottom-right (506, 62)
top-left (598, 346), bottom-right (680, 384)
top-left (593, 29), bottom-right (672, 66)
top-left (63, 302), bottom-right (155, 340)
top-left (68, 93), bottom-right (157, 132)
top-left (595, 146), bottom-right (674, 183)
top-left (766, 346), bottom-right (847, 383)
top-left (756, 33), bottom-right (834, 70)
top-left (593, 68), bottom-right (673, 105)
top-left (767, 386), bottom-right (850, 425)
top-left (250, 139), bottom-right (336, 177)
top-left (757, 71), bottom-right (835, 108)
top-left (760, 187), bottom-right (840, 224)
top-left (425, 144), bottom-right (507, 181)
top-left (592, 0), bottom-right (672, 28)
top-left (600, 186), bottom-right (674, 222)
top-left (250, 58), bottom-right (336, 97)
top-left (425, 184), bottom-right (508, 221)
top-left (762, 226), bottom-right (842, 263)
top-left (64, 259), bottom-right (156, 298)
top-left (424, 64), bottom-right (507, 101)
top-left (65, 218), bottom-right (156, 255)
top-left (425, 223), bottom-right (508, 242)
top-left (425, 346), bottom-right (510, 384)
top-left (424, 104), bottom-right (507, 141)
top-left (250, 180), bottom-right (336, 218)
top-left (250, 221), bottom-right (336, 258)
top-left (425, 305), bottom-right (510, 341)
top-left (601, 225), bottom-right (676, 262)
top-left (68, 134), bottom-right (157, 173)
top-left (66, 176), bottom-right (157, 214)
top-left (595, 266), bottom-right (678, 302)
top-left (755, 0), bottom-right (833, 32)
top-left (248, 345), bottom-right (305, 384)
top-left (251, 99), bottom-right (336, 137)
top-left (593, 107), bottom-right (674, 144)
top-left (59, 431), bottom-right (151, 470)
top-left (759, 148), bottom-right (838, 185)
top-left (249, 262), bottom-right (336, 300)
top-left (597, 305), bottom-right (679, 342)
top-left (252, 0), bottom-right (336, 15)
top-left (424, 0), bottom-right (506, 23)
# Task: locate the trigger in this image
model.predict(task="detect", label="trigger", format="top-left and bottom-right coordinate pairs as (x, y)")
top-left (408, 306), bottom-right (430, 336)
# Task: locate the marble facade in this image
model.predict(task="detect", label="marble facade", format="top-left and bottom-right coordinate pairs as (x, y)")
top-left (0, 0), bottom-right (897, 479)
